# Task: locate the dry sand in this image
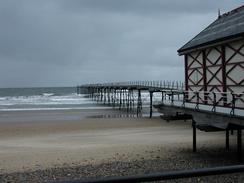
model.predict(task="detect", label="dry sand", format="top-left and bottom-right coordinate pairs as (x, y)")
top-left (1, 112), bottom-right (244, 183)
top-left (0, 116), bottom-right (237, 175)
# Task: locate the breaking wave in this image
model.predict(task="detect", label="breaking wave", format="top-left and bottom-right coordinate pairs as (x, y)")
top-left (0, 91), bottom-right (103, 111)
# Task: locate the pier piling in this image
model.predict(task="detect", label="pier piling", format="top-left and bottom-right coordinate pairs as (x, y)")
top-left (149, 91), bottom-right (153, 118)
top-left (192, 120), bottom-right (197, 152)
top-left (237, 129), bottom-right (242, 161)
top-left (118, 90), bottom-right (121, 106)
top-left (226, 129), bottom-right (229, 150)
top-left (137, 89), bottom-right (142, 117)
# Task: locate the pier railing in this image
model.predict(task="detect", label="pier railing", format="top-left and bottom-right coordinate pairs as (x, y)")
top-left (80, 80), bottom-right (185, 90)
top-left (78, 80), bottom-right (244, 117)
top-left (161, 90), bottom-right (244, 116)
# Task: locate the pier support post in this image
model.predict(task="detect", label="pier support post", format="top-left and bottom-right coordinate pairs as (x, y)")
top-left (192, 120), bottom-right (197, 152)
top-left (149, 91), bottom-right (153, 118)
top-left (137, 89), bottom-right (142, 117)
top-left (132, 90), bottom-right (135, 108)
top-left (126, 90), bottom-right (129, 113)
top-left (119, 89), bottom-right (122, 110)
top-left (237, 129), bottom-right (242, 162)
top-left (226, 129), bottom-right (229, 150)
top-left (161, 91), bottom-right (164, 102)
top-left (113, 89), bottom-right (116, 108)
top-left (122, 89), bottom-right (125, 108)
top-left (91, 89), bottom-right (94, 100)
top-left (104, 88), bottom-right (106, 104)
top-left (100, 89), bottom-right (103, 102)
top-left (129, 90), bottom-right (132, 110)
top-left (107, 88), bottom-right (110, 105)
top-left (76, 86), bottom-right (79, 94)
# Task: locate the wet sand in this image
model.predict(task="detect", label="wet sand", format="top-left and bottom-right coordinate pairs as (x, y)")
top-left (0, 109), bottom-right (242, 182)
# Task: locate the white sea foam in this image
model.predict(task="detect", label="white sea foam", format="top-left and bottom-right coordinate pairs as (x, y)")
top-left (0, 93), bottom-right (95, 107)
top-left (0, 89), bottom-right (164, 111)
top-left (42, 93), bottom-right (55, 97)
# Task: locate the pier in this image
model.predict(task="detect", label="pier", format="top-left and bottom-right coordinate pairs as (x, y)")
top-left (79, 81), bottom-right (244, 161)
top-left (77, 81), bottom-right (184, 118)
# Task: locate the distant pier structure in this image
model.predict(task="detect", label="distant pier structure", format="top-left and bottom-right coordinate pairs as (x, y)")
top-left (79, 6), bottom-right (244, 161)
top-left (77, 81), bottom-right (184, 118)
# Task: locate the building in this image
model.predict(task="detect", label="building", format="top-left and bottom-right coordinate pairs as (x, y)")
top-left (178, 6), bottom-right (244, 109)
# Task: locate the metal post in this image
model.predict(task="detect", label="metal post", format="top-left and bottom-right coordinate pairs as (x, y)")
top-left (122, 89), bottom-right (125, 107)
top-left (107, 88), bottom-right (110, 105)
top-left (226, 129), bottom-right (229, 150)
top-left (212, 92), bottom-right (216, 112)
top-left (77, 86), bottom-right (79, 94)
top-left (137, 89), bottom-right (142, 117)
top-left (129, 90), bottom-right (132, 110)
top-left (132, 90), bottom-right (134, 109)
top-left (149, 91), bottom-right (153, 118)
top-left (171, 90), bottom-right (174, 105)
top-left (195, 92), bottom-right (199, 110)
top-left (127, 90), bottom-right (130, 111)
top-left (93, 88), bottom-right (95, 100)
top-left (182, 92), bottom-right (186, 107)
top-left (119, 89), bottom-right (122, 110)
top-left (104, 88), bottom-right (106, 104)
top-left (100, 88), bottom-right (103, 102)
top-left (192, 120), bottom-right (197, 152)
top-left (237, 129), bottom-right (242, 162)
top-left (113, 89), bottom-right (116, 108)
top-left (230, 93), bottom-right (236, 115)
top-left (161, 91), bottom-right (164, 103)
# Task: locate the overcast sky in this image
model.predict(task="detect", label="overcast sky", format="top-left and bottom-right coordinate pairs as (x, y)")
top-left (0, 0), bottom-right (243, 87)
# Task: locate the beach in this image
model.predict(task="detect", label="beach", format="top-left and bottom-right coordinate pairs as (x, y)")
top-left (1, 0), bottom-right (244, 182)
top-left (0, 109), bottom-right (243, 182)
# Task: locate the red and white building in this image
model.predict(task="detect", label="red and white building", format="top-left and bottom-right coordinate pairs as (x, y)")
top-left (178, 6), bottom-right (244, 109)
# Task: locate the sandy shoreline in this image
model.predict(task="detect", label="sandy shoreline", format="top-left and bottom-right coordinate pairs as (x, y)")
top-left (0, 109), bottom-right (242, 182)
top-left (0, 117), bottom-right (182, 172)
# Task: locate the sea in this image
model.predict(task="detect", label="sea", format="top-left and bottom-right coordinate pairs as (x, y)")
top-left (0, 87), bottom-right (102, 111)
top-left (0, 87), bottom-right (161, 111)
top-left (0, 87), bottom-right (162, 123)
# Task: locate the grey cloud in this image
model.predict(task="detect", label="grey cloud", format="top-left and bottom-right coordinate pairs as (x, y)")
top-left (0, 0), bottom-right (242, 87)
top-left (59, 0), bottom-right (238, 15)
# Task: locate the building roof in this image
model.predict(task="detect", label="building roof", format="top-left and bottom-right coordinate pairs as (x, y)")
top-left (178, 5), bottom-right (244, 54)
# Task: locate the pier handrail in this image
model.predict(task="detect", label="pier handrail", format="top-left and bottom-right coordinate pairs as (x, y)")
top-left (80, 80), bottom-right (185, 91)
top-left (160, 90), bottom-right (244, 116)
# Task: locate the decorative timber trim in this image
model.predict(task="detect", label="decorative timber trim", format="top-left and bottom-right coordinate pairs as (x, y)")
top-left (221, 45), bottom-right (227, 105)
top-left (202, 49), bottom-right (207, 104)
top-left (185, 54), bottom-right (188, 91)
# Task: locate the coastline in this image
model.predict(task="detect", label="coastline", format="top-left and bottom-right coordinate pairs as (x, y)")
top-left (0, 109), bottom-right (241, 182)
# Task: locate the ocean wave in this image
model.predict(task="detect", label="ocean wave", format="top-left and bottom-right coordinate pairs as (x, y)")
top-left (0, 93), bottom-right (93, 106)
top-left (0, 89), bottom-right (164, 111)
top-left (42, 93), bottom-right (55, 97)
top-left (0, 97), bottom-right (7, 100)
